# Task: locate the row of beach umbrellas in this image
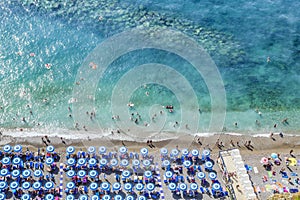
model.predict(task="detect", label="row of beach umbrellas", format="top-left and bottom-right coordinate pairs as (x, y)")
top-left (2, 145), bottom-right (55, 154)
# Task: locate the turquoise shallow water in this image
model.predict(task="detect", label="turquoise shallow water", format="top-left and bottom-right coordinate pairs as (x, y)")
top-left (0, 0), bottom-right (299, 137)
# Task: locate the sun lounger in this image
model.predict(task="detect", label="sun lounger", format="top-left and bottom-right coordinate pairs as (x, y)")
top-left (253, 167), bottom-right (258, 174)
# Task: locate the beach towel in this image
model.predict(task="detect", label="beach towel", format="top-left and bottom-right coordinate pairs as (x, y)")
top-left (254, 167), bottom-right (258, 174)
top-left (268, 171), bottom-right (273, 178)
top-left (265, 184), bottom-right (272, 192)
top-left (255, 186), bottom-right (261, 193)
top-left (276, 182), bottom-right (283, 188)
top-left (291, 172), bottom-right (298, 176)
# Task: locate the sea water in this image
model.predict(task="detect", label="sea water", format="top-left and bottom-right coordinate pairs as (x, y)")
top-left (0, 0), bottom-right (299, 140)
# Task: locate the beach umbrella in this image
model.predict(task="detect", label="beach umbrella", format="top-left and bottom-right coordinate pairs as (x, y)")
top-left (22, 170), bottom-right (31, 178)
top-left (146, 183), bottom-right (155, 191)
top-left (67, 170), bottom-right (75, 178)
top-left (209, 172), bottom-right (217, 180)
top-left (162, 160), bottom-right (170, 167)
top-left (271, 153), bottom-right (278, 159)
top-left (165, 171), bottom-right (173, 178)
top-left (205, 161), bottom-right (213, 170)
top-left (124, 183), bottom-right (132, 191)
top-left (0, 169), bottom-right (9, 177)
top-left (78, 170), bottom-right (86, 178)
top-left (66, 195), bottom-right (75, 200)
top-left (142, 159), bottom-right (151, 167)
top-left (190, 183), bottom-right (198, 190)
top-left (0, 194), bottom-right (5, 200)
top-left (191, 149), bottom-right (199, 157)
top-left (88, 146), bottom-right (95, 154)
top-left (140, 148), bottom-right (148, 155)
top-left (168, 183), bottom-right (177, 191)
top-left (21, 194), bottom-right (30, 200)
top-left (121, 159), bottom-right (129, 167)
top-left (114, 195), bottom-right (123, 200)
top-left (122, 170), bottom-right (131, 178)
top-left (119, 146), bottom-right (127, 154)
top-left (89, 158), bottom-right (97, 166)
top-left (1, 157), bottom-right (10, 165)
top-left (113, 182), bottom-right (121, 191)
top-left (22, 182), bottom-right (31, 190)
top-left (101, 182), bottom-right (110, 191)
top-left (197, 172), bottom-right (205, 180)
top-left (99, 146), bottom-right (106, 154)
top-left (132, 159), bottom-right (140, 166)
top-left (179, 183), bottom-right (187, 191)
top-left (46, 145), bottom-right (55, 153)
top-left (11, 169), bottom-right (20, 178)
top-left (260, 157), bottom-right (268, 165)
top-left (46, 157), bottom-right (54, 166)
top-left (135, 183), bottom-right (144, 191)
top-left (79, 195), bottom-right (88, 200)
top-left (67, 182), bottom-right (75, 190)
top-left (67, 146), bottom-right (75, 154)
top-left (12, 157), bottom-right (21, 165)
top-left (90, 182), bottom-right (98, 191)
top-left (100, 158), bottom-right (107, 166)
top-left (91, 195), bottom-right (100, 200)
top-left (3, 145), bottom-right (12, 153)
top-left (44, 181), bottom-right (54, 190)
top-left (171, 149), bottom-right (179, 157)
top-left (77, 158), bottom-right (86, 166)
top-left (102, 195), bottom-right (111, 200)
top-left (10, 181), bottom-right (19, 189)
top-left (45, 194), bottom-right (54, 200)
top-left (125, 195), bottom-right (134, 200)
top-left (32, 181), bottom-right (41, 190)
top-left (182, 149), bottom-right (189, 156)
top-left (183, 160), bottom-right (192, 168)
top-left (89, 170), bottom-right (98, 178)
top-left (160, 148), bottom-right (168, 155)
top-left (34, 169), bottom-right (43, 177)
top-left (138, 196), bottom-right (146, 200)
top-left (202, 149), bottom-right (210, 159)
top-left (212, 183), bottom-right (221, 191)
top-left (110, 158), bottom-right (118, 167)
top-left (67, 158), bottom-right (76, 166)
top-left (0, 182), bottom-right (7, 190)
top-left (14, 144), bottom-right (22, 153)
top-left (144, 170), bottom-right (152, 178)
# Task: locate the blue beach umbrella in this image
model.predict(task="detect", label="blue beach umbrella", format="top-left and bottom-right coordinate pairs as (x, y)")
top-left (179, 183), bottom-right (187, 191)
top-left (138, 196), bottom-right (146, 200)
top-left (142, 159), bottom-right (151, 167)
top-left (88, 158), bottom-right (97, 166)
top-left (66, 195), bottom-right (75, 200)
top-left (88, 146), bottom-right (95, 154)
top-left (125, 195), bottom-right (134, 200)
top-left (135, 183), bottom-right (144, 191)
top-left (45, 194), bottom-right (54, 200)
top-left (21, 194), bottom-right (30, 200)
top-left (124, 183), bottom-right (132, 191)
top-left (11, 169), bottom-right (20, 178)
top-left (205, 161), bottom-right (213, 170)
top-left (67, 170), bottom-right (75, 178)
top-left (113, 182), bottom-right (121, 191)
top-left (1, 157), bottom-right (10, 165)
top-left (67, 158), bottom-right (76, 166)
top-left (168, 183), bottom-right (177, 191)
top-left (190, 183), bottom-right (198, 191)
top-left (212, 183), bottom-right (221, 191)
top-left (122, 170), bottom-right (131, 178)
top-left (102, 195), bottom-right (111, 200)
top-left (44, 181), bottom-right (54, 190)
top-left (191, 149), bottom-right (199, 157)
top-left (77, 158), bottom-right (86, 166)
top-left (12, 157), bottom-right (21, 165)
top-left (99, 146), bottom-right (106, 154)
top-left (119, 146), bottom-right (127, 154)
top-left (114, 195), bottom-right (123, 200)
top-left (101, 182), bottom-right (110, 191)
top-left (0, 182), bottom-right (7, 190)
top-left (121, 159), bottom-right (129, 167)
top-left (22, 170), bottom-right (31, 178)
top-left (197, 172), bottom-right (206, 180)
top-left (22, 182), bottom-right (31, 190)
top-left (0, 169), bottom-right (9, 177)
top-left (132, 159), bottom-right (140, 166)
top-left (46, 145), bottom-right (55, 153)
top-left (32, 181), bottom-right (41, 190)
top-left (34, 169), bottom-right (43, 177)
top-left (78, 170), bottom-right (86, 178)
top-left (209, 172), bottom-right (217, 180)
top-left (160, 148), bottom-right (168, 155)
top-left (183, 160), bottom-right (192, 168)
top-left (10, 181), bottom-right (19, 189)
top-left (144, 170), bottom-right (152, 178)
top-left (91, 195), bottom-right (100, 200)
top-left (110, 158), bottom-right (118, 167)
top-left (46, 157), bottom-right (54, 165)
top-left (100, 158), bottom-right (107, 166)
top-left (146, 183), bottom-right (155, 191)
top-left (0, 194), bottom-right (5, 200)
top-left (79, 195), bottom-right (88, 200)
top-left (171, 149), bottom-right (179, 157)
top-left (162, 160), bottom-right (170, 167)
top-left (67, 146), bottom-right (75, 154)
top-left (182, 149), bottom-right (189, 156)
top-left (202, 149), bottom-right (210, 159)
top-left (89, 170), bottom-right (98, 178)
top-left (14, 145), bottom-right (22, 153)
top-left (140, 148), bottom-right (148, 155)
top-left (67, 182), bottom-right (75, 190)
top-left (165, 171), bottom-right (173, 178)
top-left (90, 182), bottom-right (98, 191)
top-left (3, 145), bottom-right (12, 153)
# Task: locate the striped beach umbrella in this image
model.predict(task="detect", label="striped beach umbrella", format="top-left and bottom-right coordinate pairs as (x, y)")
top-left (191, 149), bottom-right (199, 157)
top-left (79, 195), bottom-right (88, 200)
top-left (45, 194), bottom-right (54, 200)
top-left (46, 145), bottom-right (55, 153)
top-left (124, 183), bottom-right (132, 191)
top-left (110, 158), bottom-right (118, 167)
top-left (101, 182), bottom-right (110, 191)
top-left (21, 194), bottom-right (30, 200)
top-left (67, 182), bottom-right (75, 190)
top-left (125, 195), bottom-right (134, 200)
top-left (88, 146), bottom-right (95, 154)
top-left (3, 145), bottom-right (12, 153)
top-left (22, 182), bottom-right (31, 190)
top-left (44, 181), bottom-right (54, 190)
top-left (197, 172), bottom-right (205, 180)
top-left (171, 149), bottom-right (179, 157)
top-left (122, 170), bottom-right (131, 178)
top-left (91, 195), bottom-right (100, 200)
top-left (212, 183), bottom-right (221, 191)
top-left (160, 148), bottom-right (168, 155)
top-left (88, 158), bottom-right (97, 166)
top-left (77, 158), bottom-right (86, 166)
top-left (142, 159), bottom-right (151, 167)
top-left (67, 158), bottom-right (76, 166)
top-left (0, 169), bottom-right (9, 176)
top-left (162, 160), bottom-right (170, 167)
top-left (77, 170), bottom-right (86, 178)
top-left (34, 170), bottom-right (43, 177)
top-left (183, 160), bottom-right (192, 168)
top-left (135, 183), bottom-right (144, 191)
top-left (67, 170), bottom-right (75, 178)
top-left (102, 195), bottom-right (111, 200)
top-left (121, 159), bottom-right (129, 167)
top-left (10, 181), bottom-right (19, 189)
top-left (146, 183), bottom-right (155, 191)
top-left (12, 169), bottom-right (20, 178)
top-left (22, 170), bottom-right (31, 178)
top-left (99, 146), bottom-right (106, 154)
top-left (132, 159), bottom-right (140, 166)
top-left (209, 172), bottom-right (217, 180)
top-left (182, 149), bottom-right (189, 156)
top-left (88, 170), bottom-right (98, 178)
top-left (1, 157), bottom-right (10, 165)
top-left (179, 183), bottom-right (187, 191)
top-left (119, 146), bottom-right (127, 154)
top-left (113, 182), bottom-right (121, 191)
top-left (66, 195), bottom-right (75, 200)
top-left (165, 171), bottom-right (173, 178)
top-left (190, 183), bottom-right (198, 190)
top-left (14, 145), bottom-right (22, 153)
top-left (90, 182), bottom-right (98, 191)
top-left (138, 196), bottom-right (146, 200)
top-left (100, 158), bottom-right (107, 166)
top-left (46, 157), bottom-right (54, 166)
top-left (168, 183), bottom-right (177, 191)
top-left (140, 148), bottom-right (148, 155)
top-left (0, 182), bottom-right (7, 190)
top-left (144, 170), bottom-right (152, 178)
top-left (32, 181), bottom-right (41, 190)
top-left (12, 157), bottom-right (21, 165)
top-left (114, 195), bottom-right (123, 200)
top-left (67, 146), bottom-right (75, 154)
